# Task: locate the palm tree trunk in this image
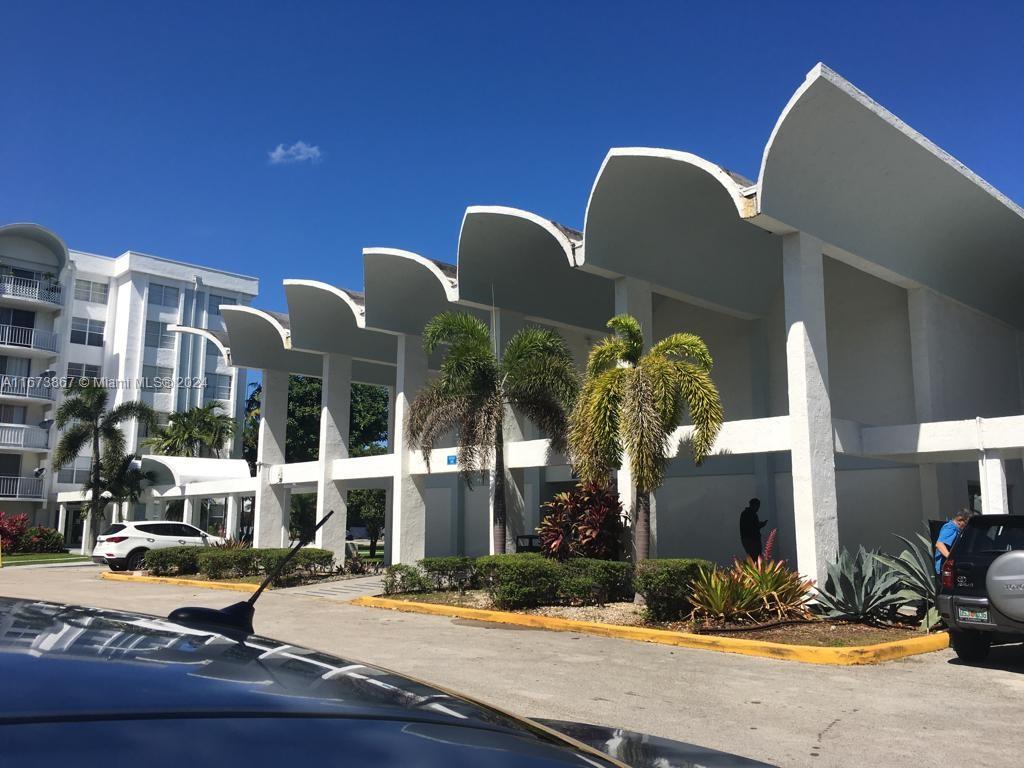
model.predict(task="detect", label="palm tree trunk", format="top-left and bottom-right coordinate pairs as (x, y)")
top-left (633, 489), bottom-right (651, 562)
top-left (492, 425), bottom-right (507, 555)
top-left (90, 426), bottom-right (102, 550)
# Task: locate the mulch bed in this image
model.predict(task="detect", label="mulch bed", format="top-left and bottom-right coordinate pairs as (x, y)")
top-left (392, 590), bottom-right (925, 647)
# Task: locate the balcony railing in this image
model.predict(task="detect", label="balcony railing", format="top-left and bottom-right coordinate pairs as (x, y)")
top-left (0, 324), bottom-right (59, 353)
top-left (0, 274), bottom-right (62, 306)
top-left (0, 424), bottom-right (50, 450)
top-left (0, 475), bottom-right (44, 499)
top-left (0, 375), bottom-right (53, 401)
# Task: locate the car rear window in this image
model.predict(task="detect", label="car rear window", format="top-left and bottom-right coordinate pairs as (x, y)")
top-left (136, 523), bottom-right (172, 535)
top-left (100, 524), bottom-right (126, 536)
top-left (959, 518), bottom-right (1024, 554)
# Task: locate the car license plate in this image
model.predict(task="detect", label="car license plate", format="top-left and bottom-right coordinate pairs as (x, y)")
top-left (957, 606), bottom-right (989, 624)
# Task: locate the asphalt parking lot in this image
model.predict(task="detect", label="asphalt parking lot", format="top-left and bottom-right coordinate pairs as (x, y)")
top-left (2, 564), bottom-right (1022, 767)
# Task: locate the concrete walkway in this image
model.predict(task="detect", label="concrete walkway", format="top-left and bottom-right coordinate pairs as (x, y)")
top-left (278, 575), bottom-right (383, 601)
top-left (1, 565), bottom-right (1022, 767)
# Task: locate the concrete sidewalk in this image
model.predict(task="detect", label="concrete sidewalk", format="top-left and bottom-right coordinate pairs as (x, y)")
top-left (1, 565), bottom-right (1022, 767)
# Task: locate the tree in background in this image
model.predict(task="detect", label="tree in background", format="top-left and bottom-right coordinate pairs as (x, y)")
top-left (144, 402), bottom-right (236, 458)
top-left (568, 315), bottom-right (723, 562)
top-left (84, 452), bottom-right (156, 527)
top-left (406, 312), bottom-right (578, 554)
top-left (52, 380), bottom-right (156, 549)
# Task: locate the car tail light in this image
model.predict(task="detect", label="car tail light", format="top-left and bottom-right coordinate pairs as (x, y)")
top-left (104, 536), bottom-right (128, 543)
top-left (941, 558), bottom-right (955, 589)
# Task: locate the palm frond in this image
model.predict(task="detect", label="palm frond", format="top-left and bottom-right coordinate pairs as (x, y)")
top-left (55, 383), bottom-right (107, 429)
top-left (585, 336), bottom-right (628, 377)
top-left (102, 400), bottom-right (157, 431)
top-left (422, 312), bottom-right (492, 355)
top-left (456, 392), bottom-right (503, 486)
top-left (620, 366), bottom-right (669, 494)
top-left (606, 314), bottom-right (644, 363)
top-left (503, 327), bottom-right (579, 447)
top-left (648, 332), bottom-right (713, 372)
top-left (676, 361), bottom-right (724, 464)
top-left (52, 423), bottom-right (93, 470)
top-left (568, 366), bottom-right (626, 484)
top-left (406, 382), bottom-right (469, 469)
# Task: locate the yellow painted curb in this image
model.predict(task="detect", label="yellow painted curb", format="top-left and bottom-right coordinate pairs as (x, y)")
top-left (351, 596), bottom-right (950, 665)
top-left (100, 571), bottom-right (260, 593)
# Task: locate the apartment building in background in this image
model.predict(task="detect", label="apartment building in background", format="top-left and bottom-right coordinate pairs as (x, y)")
top-left (0, 223), bottom-right (258, 538)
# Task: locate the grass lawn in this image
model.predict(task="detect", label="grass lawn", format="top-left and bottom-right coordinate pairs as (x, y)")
top-left (1, 552), bottom-right (92, 568)
top-left (355, 545), bottom-right (382, 563)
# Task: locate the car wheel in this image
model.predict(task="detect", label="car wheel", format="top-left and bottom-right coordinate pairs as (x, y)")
top-left (108, 562), bottom-right (128, 572)
top-left (126, 549), bottom-right (148, 571)
top-left (951, 629), bottom-right (991, 662)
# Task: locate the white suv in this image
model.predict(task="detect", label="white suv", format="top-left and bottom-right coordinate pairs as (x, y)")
top-left (92, 522), bottom-right (224, 571)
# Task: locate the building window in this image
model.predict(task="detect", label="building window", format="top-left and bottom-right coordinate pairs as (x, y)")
top-left (67, 362), bottom-right (101, 381)
top-left (70, 317), bottom-right (104, 347)
top-left (148, 283), bottom-right (180, 309)
top-left (144, 321), bottom-right (175, 350)
top-left (138, 411), bottom-right (169, 441)
top-left (0, 405), bottom-right (26, 424)
top-left (73, 279), bottom-right (109, 304)
top-left (142, 365), bottom-right (173, 393)
top-left (207, 294), bottom-right (235, 316)
top-left (58, 457), bottom-right (92, 485)
top-left (204, 373), bottom-right (231, 403)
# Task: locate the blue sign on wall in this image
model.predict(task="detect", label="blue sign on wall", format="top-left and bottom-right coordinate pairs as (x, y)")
top-left (446, 455), bottom-right (457, 466)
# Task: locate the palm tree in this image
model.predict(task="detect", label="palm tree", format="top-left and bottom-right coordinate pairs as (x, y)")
top-left (84, 452), bottom-right (157, 519)
top-left (53, 380), bottom-right (156, 548)
top-left (407, 312), bottom-right (578, 554)
top-left (568, 314), bottom-right (724, 562)
top-left (144, 402), bottom-right (236, 458)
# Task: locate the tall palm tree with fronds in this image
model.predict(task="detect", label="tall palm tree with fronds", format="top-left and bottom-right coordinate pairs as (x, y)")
top-left (407, 312), bottom-right (579, 554)
top-left (84, 452), bottom-right (157, 520)
top-left (568, 314), bottom-right (724, 562)
top-left (144, 402), bottom-right (236, 458)
top-left (53, 380), bottom-right (156, 548)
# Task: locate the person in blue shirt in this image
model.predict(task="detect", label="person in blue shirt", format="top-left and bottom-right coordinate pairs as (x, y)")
top-left (934, 509), bottom-right (971, 575)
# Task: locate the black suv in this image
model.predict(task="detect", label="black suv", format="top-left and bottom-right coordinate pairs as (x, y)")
top-left (937, 514), bottom-right (1024, 660)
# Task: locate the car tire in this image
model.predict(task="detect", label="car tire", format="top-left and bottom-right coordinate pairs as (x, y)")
top-left (951, 629), bottom-right (991, 662)
top-left (108, 562), bottom-right (128, 572)
top-left (126, 549), bottom-right (148, 572)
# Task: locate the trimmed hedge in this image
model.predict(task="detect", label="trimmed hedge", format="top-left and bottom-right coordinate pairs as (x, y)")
top-left (418, 556), bottom-right (476, 592)
top-left (383, 564), bottom-right (430, 595)
top-left (196, 549), bottom-right (258, 580)
top-left (477, 553), bottom-right (562, 609)
top-left (558, 558), bottom-right (633, 605)
top-left (634, 558), bottom-right (714, 621)
top-left (144, 547), bottom-right (199, 576)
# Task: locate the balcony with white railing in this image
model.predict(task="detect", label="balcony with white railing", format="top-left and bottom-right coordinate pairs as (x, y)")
top-left (0, 475), bottom-right (44, 499)
top-left (0, 325), bottom-right (59, 354)
top-left (0, 424), bottom-right (50, 450)
top-left (0, 274), bottom-right (63, 307)
top-left (0, 375), bottom-right (54, 401)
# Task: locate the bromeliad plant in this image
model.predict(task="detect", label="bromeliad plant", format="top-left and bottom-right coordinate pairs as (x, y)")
top-left (537, 482), bottom-right (625, 561)
top-left (407, 312), bottom-right (579, 554)
top-left (689, 558), bottom-right (814, 627)
top-left (815, 547), bottom-right (903, 625)
top-left (568, 315), bottom-right (723, 561)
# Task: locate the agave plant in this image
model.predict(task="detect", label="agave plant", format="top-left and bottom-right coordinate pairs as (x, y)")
top-left (213, 538), bottom-right (251, 550)
top-left (815, 547), bottom-right (904, 624)
top-left (873, 531), bottom-right (939, 630)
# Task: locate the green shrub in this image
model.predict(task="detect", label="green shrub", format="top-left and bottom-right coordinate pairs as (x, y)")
top-left (144, 547), bottom-right (200, 576)
top-left (418, 556), bottom-right (476, 591)
top-left (253, 547), bottom-right (334, 584)
top-left (634, 558), bottom-right (714, 621)
top-left (18, 526), bottom-right (65, 553)
top-left (538, 483), bottom-right (625, 561)
top-left (196, 549), bottom-right (258, 580)
top-left (382, 564), bottom-right (430, 595)
top-left (294, 548), bottom-right (335, 575)
top-left (557, 558), bottom-right (633, 605)
top-left (476, 553), bottom-right (561, 609)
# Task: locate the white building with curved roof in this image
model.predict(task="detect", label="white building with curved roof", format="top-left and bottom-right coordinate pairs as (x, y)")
top-left (45, 63), bottom-right (1024, 580)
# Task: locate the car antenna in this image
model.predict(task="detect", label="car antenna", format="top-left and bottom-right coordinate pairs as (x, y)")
top-left (167, 510), bottom-right (335, 636)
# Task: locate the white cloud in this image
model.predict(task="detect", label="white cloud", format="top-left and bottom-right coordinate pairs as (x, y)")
top-left (268, 140), bottom-right (322, 165)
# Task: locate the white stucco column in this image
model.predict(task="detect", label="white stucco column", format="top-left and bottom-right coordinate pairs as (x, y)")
top-left (182, 497), bottom-right (198, 527)
top-left (79, 511), bottom-right (93, 556)
top-left (110, 502), bottom-right (122, 525)
top-left (908, 288), bottom-right (944, 520)
top-left (315, 353), bottom-right (351, 555)
top-left (391, 334), bottom-right (428, 564)
top-left (750, 319), bottom-right (778, 531)
top-left (614, 276), bottom-right (658, 556)
top-left (254, 368), bottom-right (288, 548)
top-left (57, 503), bottom-right (68, 537)
top-left (783, 232), bottom-right (839, 584)
top-left (224, 495), bottom-right (240, 539)
top-left (979, 451), bottom-right (1009, 514)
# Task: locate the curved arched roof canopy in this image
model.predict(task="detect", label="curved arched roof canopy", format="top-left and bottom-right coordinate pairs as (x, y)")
top-left (758, 63), bottom-right (1024, 327)
top-left (456, 206), bottom-right (613, 331)
top-left (362, 248), bottom-right (488, 336)
top-left (220, 306), bottom-right (323, 376)
top-left (283, 280), bottom-right (397, 363)
top-left (583, 149), bottom-right (779, 318)
top-left (0, 223), bottom-right (69, 271)
top-left (140, 456), bottom-right (251, 487)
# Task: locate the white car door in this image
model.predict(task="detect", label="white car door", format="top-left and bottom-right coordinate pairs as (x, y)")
top-left (176, 523), bottom-right (210, 548)
top-left (134, 522), bottom-right (181, 550)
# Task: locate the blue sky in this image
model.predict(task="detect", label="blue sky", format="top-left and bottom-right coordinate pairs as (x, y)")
top-left (2, 1), bottom-right (1022, 314)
